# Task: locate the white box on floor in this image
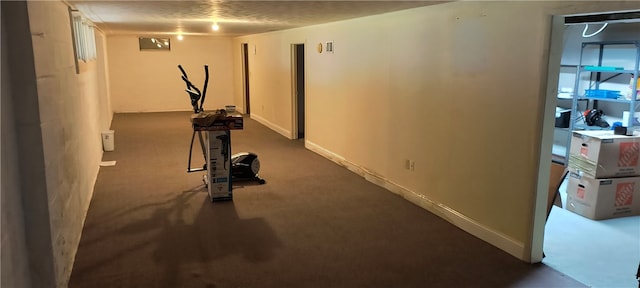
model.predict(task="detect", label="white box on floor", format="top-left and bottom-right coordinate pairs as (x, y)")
top-left (568, 130), bottom-right (640, 178)
top-left (565, 172), bottom-right (640, 220)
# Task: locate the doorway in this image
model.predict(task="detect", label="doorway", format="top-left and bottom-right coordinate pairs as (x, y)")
top-left (242, 43), bottom-right (251, 115)
top-left (542, 12), bottom-right (640, 288)
top-left (292, 43), bottom-right (305, 139)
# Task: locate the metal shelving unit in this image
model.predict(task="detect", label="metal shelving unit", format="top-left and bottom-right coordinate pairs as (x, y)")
top-left (565, 40), bottom-right (640, 161)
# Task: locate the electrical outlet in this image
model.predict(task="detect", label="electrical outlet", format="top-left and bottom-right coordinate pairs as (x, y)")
top-left (405, 159), bottom-right (415, 171)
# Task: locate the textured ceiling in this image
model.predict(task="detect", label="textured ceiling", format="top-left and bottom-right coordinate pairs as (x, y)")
top-left (66, 1), bottom-right (448, 37)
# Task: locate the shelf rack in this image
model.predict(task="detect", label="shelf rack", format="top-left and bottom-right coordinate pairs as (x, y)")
top-left (564, 40), bottom-right (640, 161)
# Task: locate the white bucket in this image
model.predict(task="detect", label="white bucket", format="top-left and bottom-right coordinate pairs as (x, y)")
top-left (101, 130), bottom-right (115, 152)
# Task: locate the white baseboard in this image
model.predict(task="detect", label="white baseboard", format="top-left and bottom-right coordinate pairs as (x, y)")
top-left (305, 140), bottom-right (527, 261)
top-left (249, 114), bottom-right (292, 139)
top-left (112, 108), bottom-right (194, 113)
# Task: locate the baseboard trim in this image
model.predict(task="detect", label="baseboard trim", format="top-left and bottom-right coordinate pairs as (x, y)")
top-left (305, 140), bottom-right (526, 261)
top-left (249, 114), bottom-right (292, 139)
top-left (113, 108), bottom-right (193, 113)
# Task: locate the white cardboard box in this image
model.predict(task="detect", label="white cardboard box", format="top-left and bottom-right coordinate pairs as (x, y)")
top-left (566, 172), bottom-right (640, 220)
top-left (568, 130), bottom-right (640, 178)
top-left (207, 130), bottom-right (232, 201)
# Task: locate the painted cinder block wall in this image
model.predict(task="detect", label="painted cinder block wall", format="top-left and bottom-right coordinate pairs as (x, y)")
top-left (1, 1), bottom-right (112, 287)
top-left (1, 2), bottom-right (52, 287)
top-left (232, 1), bottom-right (640, 261)
top-left (28, 1), bottom-right (112, 285)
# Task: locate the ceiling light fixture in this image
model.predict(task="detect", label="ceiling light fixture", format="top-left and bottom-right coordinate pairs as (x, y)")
top-left (212, 22), bottom-right (219, 31)
top-left (177, 34), bottom-right (184, 41)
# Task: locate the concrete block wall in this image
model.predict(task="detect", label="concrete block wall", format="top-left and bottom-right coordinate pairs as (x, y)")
top-left (26, 1), bottom-right (111, 286)
top-left (1, 1), bottom-right (57, 287)
top-left (2, 5), bottom-right (34, 287)
top-left (1, 1), bottom-right (112, 286)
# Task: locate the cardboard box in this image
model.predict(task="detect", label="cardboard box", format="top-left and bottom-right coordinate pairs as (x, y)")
top-left (566, 172), bottom-right (640, 220)
top-left (192, 113), bottom-right (243, 131)
top-left (568, 130), bottom-right (640, 178)
top-left (207, 130), bottom-right (232, 201)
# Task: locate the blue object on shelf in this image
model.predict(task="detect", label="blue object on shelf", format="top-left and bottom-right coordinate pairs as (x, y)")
top-left (584, 66), bottom-right (625, 71)
top-left (584, 89), bottom-right (621, 99)
top-left (611, 121), bottom-right (623, 130)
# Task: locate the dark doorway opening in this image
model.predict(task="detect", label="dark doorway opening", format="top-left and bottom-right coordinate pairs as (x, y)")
top-left (294, 44), bottom-right (305, 139)
top-left (242, 43), bottom-right (250, 115)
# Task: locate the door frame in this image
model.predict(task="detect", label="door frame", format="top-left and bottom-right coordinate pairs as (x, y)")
top-left (536, 10), bottom-right (640, 263)
top-left (533, 15), bottom-right (565, 263)
top-left (291, 43), bottom-right (305, 139)
top-left (241, 43), bottom-right (250, 115)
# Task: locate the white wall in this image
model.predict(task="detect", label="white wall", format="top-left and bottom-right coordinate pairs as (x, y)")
top-left (107, 35), bottom-right (235, 113)
top-left (232, 33), bottom-right (307, 137)
top-left (0, 1), bottom-right (112, 286)
top-left (1, 19), bottom-right (33, 285)
top-left (233, 1), bottom-right (640, 262)
top-left (28, 1), bottom-right (107, 284)
top-left (96, 30), bottom-right (114, 130)
top-left (1, 2), bottom-right (47, 287)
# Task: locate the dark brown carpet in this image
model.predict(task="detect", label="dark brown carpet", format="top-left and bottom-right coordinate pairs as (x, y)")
top-left (69, 111), bottom-right (585, 288)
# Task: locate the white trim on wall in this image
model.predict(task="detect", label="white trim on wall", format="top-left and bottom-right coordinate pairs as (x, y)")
top-left (305, 140), bottom-right (527, 261)
top-left (250, 113), bottom-right (292, 139)
top-left (533, 15), bottom-right (566, 264)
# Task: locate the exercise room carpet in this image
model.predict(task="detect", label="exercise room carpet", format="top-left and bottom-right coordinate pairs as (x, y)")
top-left (69, 111), bottom-right (585, 288)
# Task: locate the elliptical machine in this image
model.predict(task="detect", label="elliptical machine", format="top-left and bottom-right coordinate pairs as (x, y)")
top-left (178, 64), bottom-right (265, 186)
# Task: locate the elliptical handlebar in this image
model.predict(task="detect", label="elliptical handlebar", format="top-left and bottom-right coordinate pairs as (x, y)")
top-left (200, 65), bottom-right (209, 112)
top-left (178, 64), bottom-right (188, 80)
top-left (178, 64), bottom-right (209, 113)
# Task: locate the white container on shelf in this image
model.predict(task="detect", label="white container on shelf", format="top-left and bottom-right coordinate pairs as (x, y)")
top-left (622, 111), bottom-right (640, 127)
top-left (625, 76), bottom-right (640, 100)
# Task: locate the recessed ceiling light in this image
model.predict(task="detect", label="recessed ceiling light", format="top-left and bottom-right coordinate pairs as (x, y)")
top-left (177, 34), bottom-right (184, 41)
top-left (212, 22), bottom-right (219, 31)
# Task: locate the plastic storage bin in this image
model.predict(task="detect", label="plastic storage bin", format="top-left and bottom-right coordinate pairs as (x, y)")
top-left (101, 130), bottom-right (115, 152)
top-left (584, 89), bottom-right (621, 99)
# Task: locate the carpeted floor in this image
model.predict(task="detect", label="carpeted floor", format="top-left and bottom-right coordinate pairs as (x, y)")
top-left (69, 111), bottom-right (585, 288)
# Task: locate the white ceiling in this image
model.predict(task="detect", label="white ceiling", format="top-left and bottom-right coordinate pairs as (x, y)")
top-left (66, 1), bottom-right (448, 37)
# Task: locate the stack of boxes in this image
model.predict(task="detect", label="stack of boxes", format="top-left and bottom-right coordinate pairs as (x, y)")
top-left (566, 130), bottom-right (640, 220)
